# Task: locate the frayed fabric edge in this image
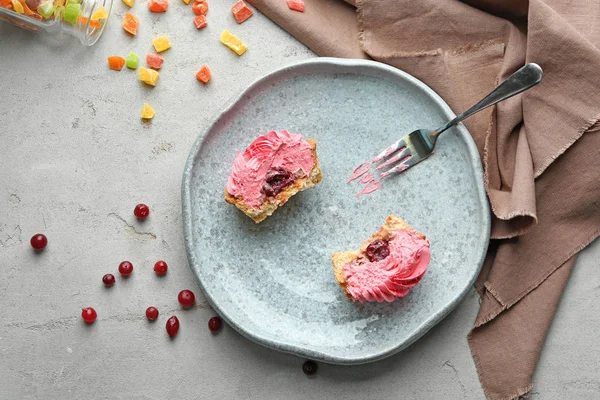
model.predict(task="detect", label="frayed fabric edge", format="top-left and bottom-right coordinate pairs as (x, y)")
top-left (475, 230), bottom-right (598, 330)
top-left (468, 338), bottom-right (534, 400)
top-left (356, 0), bottom-right (503, 61)
top-left (534, 112), bottom-right (600, 178)
top-left (355, 0), bottom-right (366, 53)
top-left (507, 230), bottom-right (599, 309)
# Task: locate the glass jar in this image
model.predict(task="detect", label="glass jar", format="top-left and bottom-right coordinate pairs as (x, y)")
top-left (0, 0), bottom-right (112, 45)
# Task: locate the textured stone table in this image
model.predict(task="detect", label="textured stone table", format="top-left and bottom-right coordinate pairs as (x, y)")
top-left (0, 2), bottom-right (598, 398)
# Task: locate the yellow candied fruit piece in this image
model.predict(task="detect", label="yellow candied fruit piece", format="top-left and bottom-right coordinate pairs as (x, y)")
top-left (146, 69), bottom-right (159, 86)
top-left (220, 29), bottom-right (247, 56)
top-left (141, 103), bottom-right (155, 119)
top-left (138, 67), bottom-right (160, 86)
top-left (182, 0), bottom-right (190, 4)
top-left (138, 67), bottom-right (150, 81)
top-left (122, 0), bottom-right (134, 7)
top-left (12, 0), bottom-right (25, 13)
top-left (152, 36), bottom-right (171, 53)
top-left (91, 6), bottom-right (108, 20)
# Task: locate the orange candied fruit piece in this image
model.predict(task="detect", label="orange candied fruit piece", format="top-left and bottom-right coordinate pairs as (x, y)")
top-left (146, 53), bottom-right (164, 69)
top-left (122, 13), bottom-right (139, 35)
top-left (193, 14), bottom-right (207, 29)
top-left (77, 16), bottom-right (102, 28)
top-left (191, 0), bottom-right (207, 15)
top-left (287, 0), bottom-right (304, 12)
top-left (195, 64), bottom-right (211, 84)
top-left (20, 0), bottom-right (35, 16)
top-left (107, 56), bottom-right (126, 71)
top-left (231, 0), bottom-right (252, 24)
top-left (148, 0), bottom-right (168, 12)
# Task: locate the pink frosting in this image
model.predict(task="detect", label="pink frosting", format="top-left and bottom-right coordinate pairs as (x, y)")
top-left (343, 229), bottom-right (431, 303)
top-left (226, 130), bottom-right (316, 208)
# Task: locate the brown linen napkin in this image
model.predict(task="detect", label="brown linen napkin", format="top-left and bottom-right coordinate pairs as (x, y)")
top-left (248, 0), bottom-right (600, 398)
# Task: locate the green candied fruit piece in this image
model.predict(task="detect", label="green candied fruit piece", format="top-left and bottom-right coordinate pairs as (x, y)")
top-left (126, 52), bottom-right (139, 69)
top-left (66, 0), bottom-right (82, 4)
top-left (37, 1), bottom-right (55, 18)
top-left (63, 3), bottom-right (80, 24)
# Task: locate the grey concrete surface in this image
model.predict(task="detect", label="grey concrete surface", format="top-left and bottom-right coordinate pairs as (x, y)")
top-left (0, 2), bottom-right (598, 399)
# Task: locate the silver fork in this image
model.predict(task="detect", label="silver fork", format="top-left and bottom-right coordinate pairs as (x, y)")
top-left (373, 63), bottom-right (544, 178)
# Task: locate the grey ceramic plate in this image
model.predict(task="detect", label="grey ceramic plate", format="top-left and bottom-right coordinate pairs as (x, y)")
top-left (182, 58), bottom-right (490, 365)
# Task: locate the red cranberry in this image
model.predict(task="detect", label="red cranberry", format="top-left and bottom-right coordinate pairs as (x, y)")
top-left (365, 239), bottom-right (390, 262)
top-left (208, 316), bottom-right (222, 333)
top-left (118, 261), bottom-right (133, 277)
top-left (302, 360), bottom-right (318, 376)
top-left (30, 233), bottom-right (47, 251)
top-left (178, 290), bottom-right (195, 308)
top-left (166, 316), bottom-right (179, 337)
top-left (154, 261), bottom-right (168, 276)
top-left (102, 274), bottom-right (115, 287)
top-left (146, 307), bottom-right (159, 321)
top-left (134, 204), bottom-right (150, 220)
top-left (81, 307), bottom-right (97, 323)
top-left (262, 169), bottom-right (294, 197)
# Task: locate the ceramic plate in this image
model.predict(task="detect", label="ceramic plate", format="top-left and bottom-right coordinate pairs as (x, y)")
top-left (182, 58), bottom-right (490, 364)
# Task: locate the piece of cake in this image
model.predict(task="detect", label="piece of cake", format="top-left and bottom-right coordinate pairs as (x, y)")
top-left (332, 215), bottom-right (431, 303)
top-left (225, 130), bottom-right (322, 223)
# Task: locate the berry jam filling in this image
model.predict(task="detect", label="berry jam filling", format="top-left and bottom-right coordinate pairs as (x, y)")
top-left (261, 169), bottom-right (295, 197)
top-left (365, 239), bottom-right (391, 262)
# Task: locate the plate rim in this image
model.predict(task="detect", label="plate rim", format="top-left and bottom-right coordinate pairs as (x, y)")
top-left (181, 57), bottom-right (491, 365)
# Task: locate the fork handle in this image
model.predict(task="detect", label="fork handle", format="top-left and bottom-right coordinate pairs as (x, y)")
top-left (432, 63), bottom-right (543, 138)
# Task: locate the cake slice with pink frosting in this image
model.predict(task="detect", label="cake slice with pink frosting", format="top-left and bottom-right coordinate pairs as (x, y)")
top-left (225, 130), bottom-right (322, 223)
top-left (332, 215), bottom-right (431, 303)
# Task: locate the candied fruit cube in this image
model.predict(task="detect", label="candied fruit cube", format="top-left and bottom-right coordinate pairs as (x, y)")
top-left (141, 103), bottom-right (155, 119)
top-left (11, 0), bottom-right (24, 13)
top-left (191, 0), bottom-right (207, 15)
top-left (220, 29), bottom-right (246, 56)
top-left (64, 2), bottom-right (80, 24)
top-left (146, 53), bottom-right (164, 69)
top-left (138, 67), bottom-right (160, 86)
top-left (148, 0), bottom-right (168, 12)
top-left (107, 56), bottom-right (126, 71)
top-left (196, 64), bottom-right (211, 83)
top-left (193, 15), bottom-right (207, 29)
top-left (122, 13), bottom-right (138, 35)
top-left (36, 1), bottom-right (54, 18)
top-left (287, 0), bottom-right (304, 12)
top-left (76, 16), bottom-right (101, 28)
top-left (152, 36), bottom-right (171, 53)
top-left (231, 0), bottom-right (252, 24)
top-left (126, 52), bottom-right (139, 69)
top-left (90, 6), bottom-right (108, 20)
